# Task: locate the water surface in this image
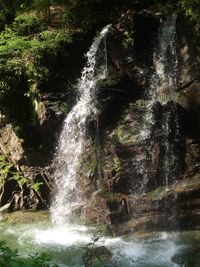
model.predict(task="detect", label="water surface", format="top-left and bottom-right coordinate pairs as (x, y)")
top-left (1, 213), bottom-right (199, 267)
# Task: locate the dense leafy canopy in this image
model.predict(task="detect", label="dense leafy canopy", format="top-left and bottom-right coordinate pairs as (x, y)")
top-left (0, 0), bottom-right (199, 31)
top-left (0, 0), bottom-right (198, 135)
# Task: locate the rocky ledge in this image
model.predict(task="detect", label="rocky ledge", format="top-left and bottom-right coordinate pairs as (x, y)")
top-left (82, 176), bottom-right (200, 234)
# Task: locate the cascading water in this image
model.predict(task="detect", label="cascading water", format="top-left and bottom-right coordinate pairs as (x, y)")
top-left (51, 25), bottom-right (111, 225)
top-left (151, 14), bottom-right (181, 188)
top-left (150, 14), bottom-right (178, 101)
top-left (138, 15), bottom-right (181, 193)
top-left (141, 15), bottom-right (178, 138)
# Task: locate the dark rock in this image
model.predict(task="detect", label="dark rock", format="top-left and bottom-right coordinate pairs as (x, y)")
top-left (81, 191), bottom-right (111, 226)
top-left (176, 15), bottom-right (200, 89)
top-left (83, 246), bottom-right (112, 267)
top-left (0, 203), bottom-right (11, 214)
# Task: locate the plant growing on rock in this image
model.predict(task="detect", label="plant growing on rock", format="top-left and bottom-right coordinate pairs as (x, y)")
top-left (82, 236), bottom-right (112, 267)
top-left (0, 154), bottom-right (26, 188)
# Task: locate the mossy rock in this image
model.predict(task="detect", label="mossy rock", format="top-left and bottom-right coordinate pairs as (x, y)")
top-left (2, 210), bottom-right (49, 224)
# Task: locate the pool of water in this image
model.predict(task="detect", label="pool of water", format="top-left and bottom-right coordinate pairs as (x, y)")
top-left (0, 213), bottom-right (200, 267)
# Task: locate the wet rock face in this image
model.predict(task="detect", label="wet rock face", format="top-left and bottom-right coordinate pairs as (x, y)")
top-left (97, 13), bottom-right (160, 130)
top-left (176, 15), bottom-right (200, 88)
top-left (106, 178), bottom-right (200, 234)
top-left (151, 101), bottom-right (186, 187)
top-left (101, 100), bottom-right (187, 196)
top-left (94, 12), bottom-right (200, 232)
top-left (81, 191), bottom-right (111, 226)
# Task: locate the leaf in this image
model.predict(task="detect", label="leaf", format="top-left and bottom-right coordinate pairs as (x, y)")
top-left (85, 242), bottom-right (93, 247)
top-left (81, 246), bottom-right (89, 251)
top-left (93, 237), bottom-right (99, 242)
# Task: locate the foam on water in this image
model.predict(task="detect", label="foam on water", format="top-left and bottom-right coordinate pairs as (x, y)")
top-left (0, 220), bottom-right (183, 267)
top-left (34, 225), bottom-right (93, 246)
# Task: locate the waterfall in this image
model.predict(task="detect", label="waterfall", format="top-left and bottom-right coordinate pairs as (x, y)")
top-left (51, 25), bottom-right (111, 225)
top-left (141, 15), bottom-right (178, 137)
top-left (138, 15), bottom-right (181, 193)
top-left (151, 14), bottom-right (178, 101)
top-left (151, 15), bottom-right (180, 188)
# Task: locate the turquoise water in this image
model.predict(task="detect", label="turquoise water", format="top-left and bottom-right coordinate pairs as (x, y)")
top-left (0, 216), bottom-right (200, 266)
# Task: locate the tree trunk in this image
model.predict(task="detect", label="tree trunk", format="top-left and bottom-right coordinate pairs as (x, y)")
top-left (47, 0), bottom-right (51, 26)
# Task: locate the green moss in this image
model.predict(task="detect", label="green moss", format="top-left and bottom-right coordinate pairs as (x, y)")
top-left (2, 210), bottom-right (49, 225)
top-left (110, 102), bottom-right (146, 146)
top-left (98, 188), bottom-right (114, 202)
top-left (146, 186), bottom-right (168, 199)
top-left (112, 122), bottom-right (140, 145)
top-left (80, 142), bottom-right (100, 179)
top-left (113, 156), bottom-right (121, 172)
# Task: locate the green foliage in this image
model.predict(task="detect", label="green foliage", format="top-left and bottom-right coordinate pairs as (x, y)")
top-left (30, 181), bottom-right (43, 192)
top-left (0, 0), bottom-right (16, 30)
top-left (12, 13), bottom-right (42, 36)
top-left (180, 0), bottom-right (200, 26)
top-left (0, 154), bottom-right (12, 185)
top-left (0, 0), bottom-right (198, 34)
top-left (179, 0), bottom-right (200, 55)
top-left (59, 102), bottom-right (70, 114)
top-left (0, 240), bottom-right (58, 267)
top-left (80, 143), bottom-right (99, 179)
top-left (0, 13), bottom-right (71, 131)
top-left (0, 153), bottom-right (44, 193)
top-left (0, 154), bottom-right (26, 188)
top-left (32, 0), bottom-right (67, 25)
top-left (0, 11), bottom-right (6, 31)
top-left (86, 160), bottom-right (97, 178)
top-left (0, 26), bottom-right (70, 58)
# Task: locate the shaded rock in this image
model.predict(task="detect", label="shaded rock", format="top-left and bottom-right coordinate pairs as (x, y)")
top-left (177, 82), bottom-right (200, 136)
top-left (0, 122), bottom-right (24, 165)
top-left (93, 246), bottom-right (112, 262)
top-left (83, 246), bottom-right (112, 267)
top-left (0, 203), bottom-right (11, 214)
top-left (2, 210), bottom-right (49, 224)
top-left (110, 177), bottom-right (200, 234)
top-left (172, 246), bottom-right (200, 267)
top-left (0, 179), bottom-right (20, 207)
top-left (176, 15), bottom-right (200, 89)
top-left (81, 191), bottom-right (111, 226)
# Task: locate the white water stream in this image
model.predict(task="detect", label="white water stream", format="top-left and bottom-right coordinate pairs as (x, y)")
top-left (141, 15), bottom-right (178, 139)
top-left (151, 14), bottom-right (178, 101)
top-left (51, 25), bottom-right (111, 224)
top-left (139, 15), bottom-right (180, 191)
